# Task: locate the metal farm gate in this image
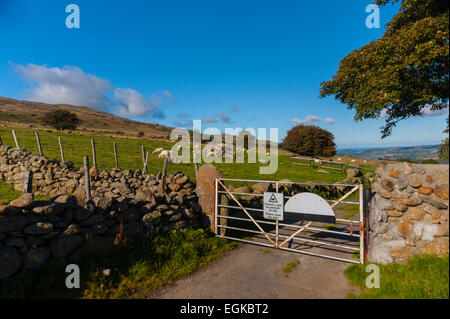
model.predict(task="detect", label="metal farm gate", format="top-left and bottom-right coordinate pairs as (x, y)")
top-left (214, 178), bottom-right (370, 264)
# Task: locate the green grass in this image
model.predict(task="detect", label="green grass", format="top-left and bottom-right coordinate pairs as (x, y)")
top-left (345, 254), bottom-right (449, 299)
top-left (283, 260), bottom-right (300, 277)
top-left (340, 204), bottom-right (360, 219)
top-left (0, 182), bottom-right (51, 205)
top-left (0, 228), bottom-right (238, 299)
top-left (0, 126), bottom-right (349, 185)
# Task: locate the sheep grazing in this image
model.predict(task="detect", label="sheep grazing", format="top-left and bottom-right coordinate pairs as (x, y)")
top-left (159, 149), bottom-right (171, 159)
top-left (152, 147), bottom-right (163, 154)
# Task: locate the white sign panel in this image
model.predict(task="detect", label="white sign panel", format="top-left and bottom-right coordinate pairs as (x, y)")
top-left (263, 192), bottom-right (284, 221)
top-left (284, 192), bottom-right (336, 224)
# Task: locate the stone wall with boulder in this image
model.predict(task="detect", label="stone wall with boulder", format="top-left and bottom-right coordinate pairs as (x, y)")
top-left (0, 145), bottom-right (202, 280)
top-left (0, 145), bottom-right (196, 201)
top-left (0, 190), bottom-right (201, 280)
top-left (368, 162), bottom-right (449, 264)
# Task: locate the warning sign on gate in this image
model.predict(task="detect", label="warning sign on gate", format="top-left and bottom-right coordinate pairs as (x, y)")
top-left (263, 192), bottom-right (284, 221)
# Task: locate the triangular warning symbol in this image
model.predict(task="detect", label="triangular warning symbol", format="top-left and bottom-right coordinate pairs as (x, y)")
top-left (269, 194), bottom-right (278, 203)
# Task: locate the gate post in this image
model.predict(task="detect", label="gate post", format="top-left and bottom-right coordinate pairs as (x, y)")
top-left (195, 164), bottom-right (223, 231)
top-left (363, 186), bottom-right (372, 263)
top-left (214, 178), bottom-right (218, 235)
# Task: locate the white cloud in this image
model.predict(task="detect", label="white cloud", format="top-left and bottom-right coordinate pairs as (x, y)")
top-left (324, 118), bottom-right (336, 124)
top-left (420, 105), bottom-right (449, 116)
top-left (379, 105), bottom-right (449, 119)
top-left (15, 63), bottom-right (167, 119)
top-left (292, 115), bottom-right (321, 125)
top-left (378, 108), bottom-right (389, 119)
top-left (204, 116), bottom-right (218, 124)
top-left (162, 90), bottom-right (176, 102)
top-left (217, 113), bottom-right (231, 123)
top-left (172, 119), bottom-right (193, 127)
top-left (16, 64), bottom-right (113, 109)
top-left (114, 88), bottom-right (164, 118)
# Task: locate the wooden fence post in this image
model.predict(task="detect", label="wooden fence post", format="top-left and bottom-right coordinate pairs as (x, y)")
top-left (84, 156), bottom-right (92, 202)
top-left (91, 139), bottom-right (97, 167)
top-left (58, 136), bottom-right (65, 162)
top-left (113, 141), bottom-right (119, 169)
top-left (141, 145), bottom-right (146, 165)
top-left (12, 130), bottom-right (20, 148)
top-left (193, 153), bottom-right (199, 182)
top-left (35, 131), bottom-right (43, 156)
top-left (363, 187), bottom-right (372, 264)
top-left (143, 151), bottom-right (149, 174)
top-left (23, 169), bottom-right (33, 194)
top-left (161, 158), bottom-right (168, 192)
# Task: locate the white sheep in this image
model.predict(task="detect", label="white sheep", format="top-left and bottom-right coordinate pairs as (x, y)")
top-left (159, 150), bottom-right (171, 159)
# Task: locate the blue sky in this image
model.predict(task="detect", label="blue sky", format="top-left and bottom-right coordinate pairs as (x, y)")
top-left (0, 0), bottom-right (448, 147)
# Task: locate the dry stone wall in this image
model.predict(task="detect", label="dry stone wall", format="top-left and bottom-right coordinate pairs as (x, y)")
top-left (0, 145), bottom-right (202, 279)
top-left (0, 145), bottom-right (196, 201)
top-left (368, 162), bottom-right (449, 264)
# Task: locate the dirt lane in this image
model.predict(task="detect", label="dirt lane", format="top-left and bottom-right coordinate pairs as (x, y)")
top-left (146, 243), bottom-right (358, 299)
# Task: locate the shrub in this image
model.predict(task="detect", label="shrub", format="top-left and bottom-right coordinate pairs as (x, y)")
top-left (42, 110), bottom-right (81, 131)
top-left (282, 125), bottom-right (336, 157)
top-left (422, 159), bottom-right (439, 164)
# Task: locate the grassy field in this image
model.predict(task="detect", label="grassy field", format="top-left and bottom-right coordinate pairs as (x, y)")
top-left (345, 254), bottom-right (449, 299)
top-left (0, 182), bottom-right (51, 205)
top-left (0, 125), bottom-right (369, 299)
top-left (0, 126), bottom-right (362, 185)
top-left (0, 228), bottom-right (238, 299)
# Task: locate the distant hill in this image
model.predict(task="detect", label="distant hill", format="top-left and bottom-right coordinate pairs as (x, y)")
top-left (337, 144), bottom-right (442, 162)
top-left (0, 97), bottom-right (172, 140)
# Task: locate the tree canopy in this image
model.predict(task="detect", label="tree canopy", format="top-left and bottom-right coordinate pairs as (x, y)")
top-left (282, 125), bottom-right (336, 157)
top-left (438, 117), bottom-right (449, 160)
top-left (320, 0), bottom-right (449, 137)
top-left (42, 109), bottom-right (81, 131)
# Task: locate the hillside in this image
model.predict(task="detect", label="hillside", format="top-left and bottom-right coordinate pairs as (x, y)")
top-left (337, 144), bottom-right (441, 161)
top-left (0, 97), bottom-right (172, 139)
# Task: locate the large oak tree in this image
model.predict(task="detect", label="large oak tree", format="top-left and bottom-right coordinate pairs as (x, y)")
top-left (282, 125), bottom-right (336, 157)
top-left (320, 0), bottom-right (448, 137)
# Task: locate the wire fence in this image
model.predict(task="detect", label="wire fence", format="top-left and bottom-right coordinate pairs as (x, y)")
top-left (0, 128), bottom-right (196, 179)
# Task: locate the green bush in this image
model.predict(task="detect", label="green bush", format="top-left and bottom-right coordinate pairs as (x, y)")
top-left (42, 110), bottom-right (81, 131)
top-left (422, 159), bottom-right (439, 164)
top-left (281, 125), bottom-right (336, 157)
